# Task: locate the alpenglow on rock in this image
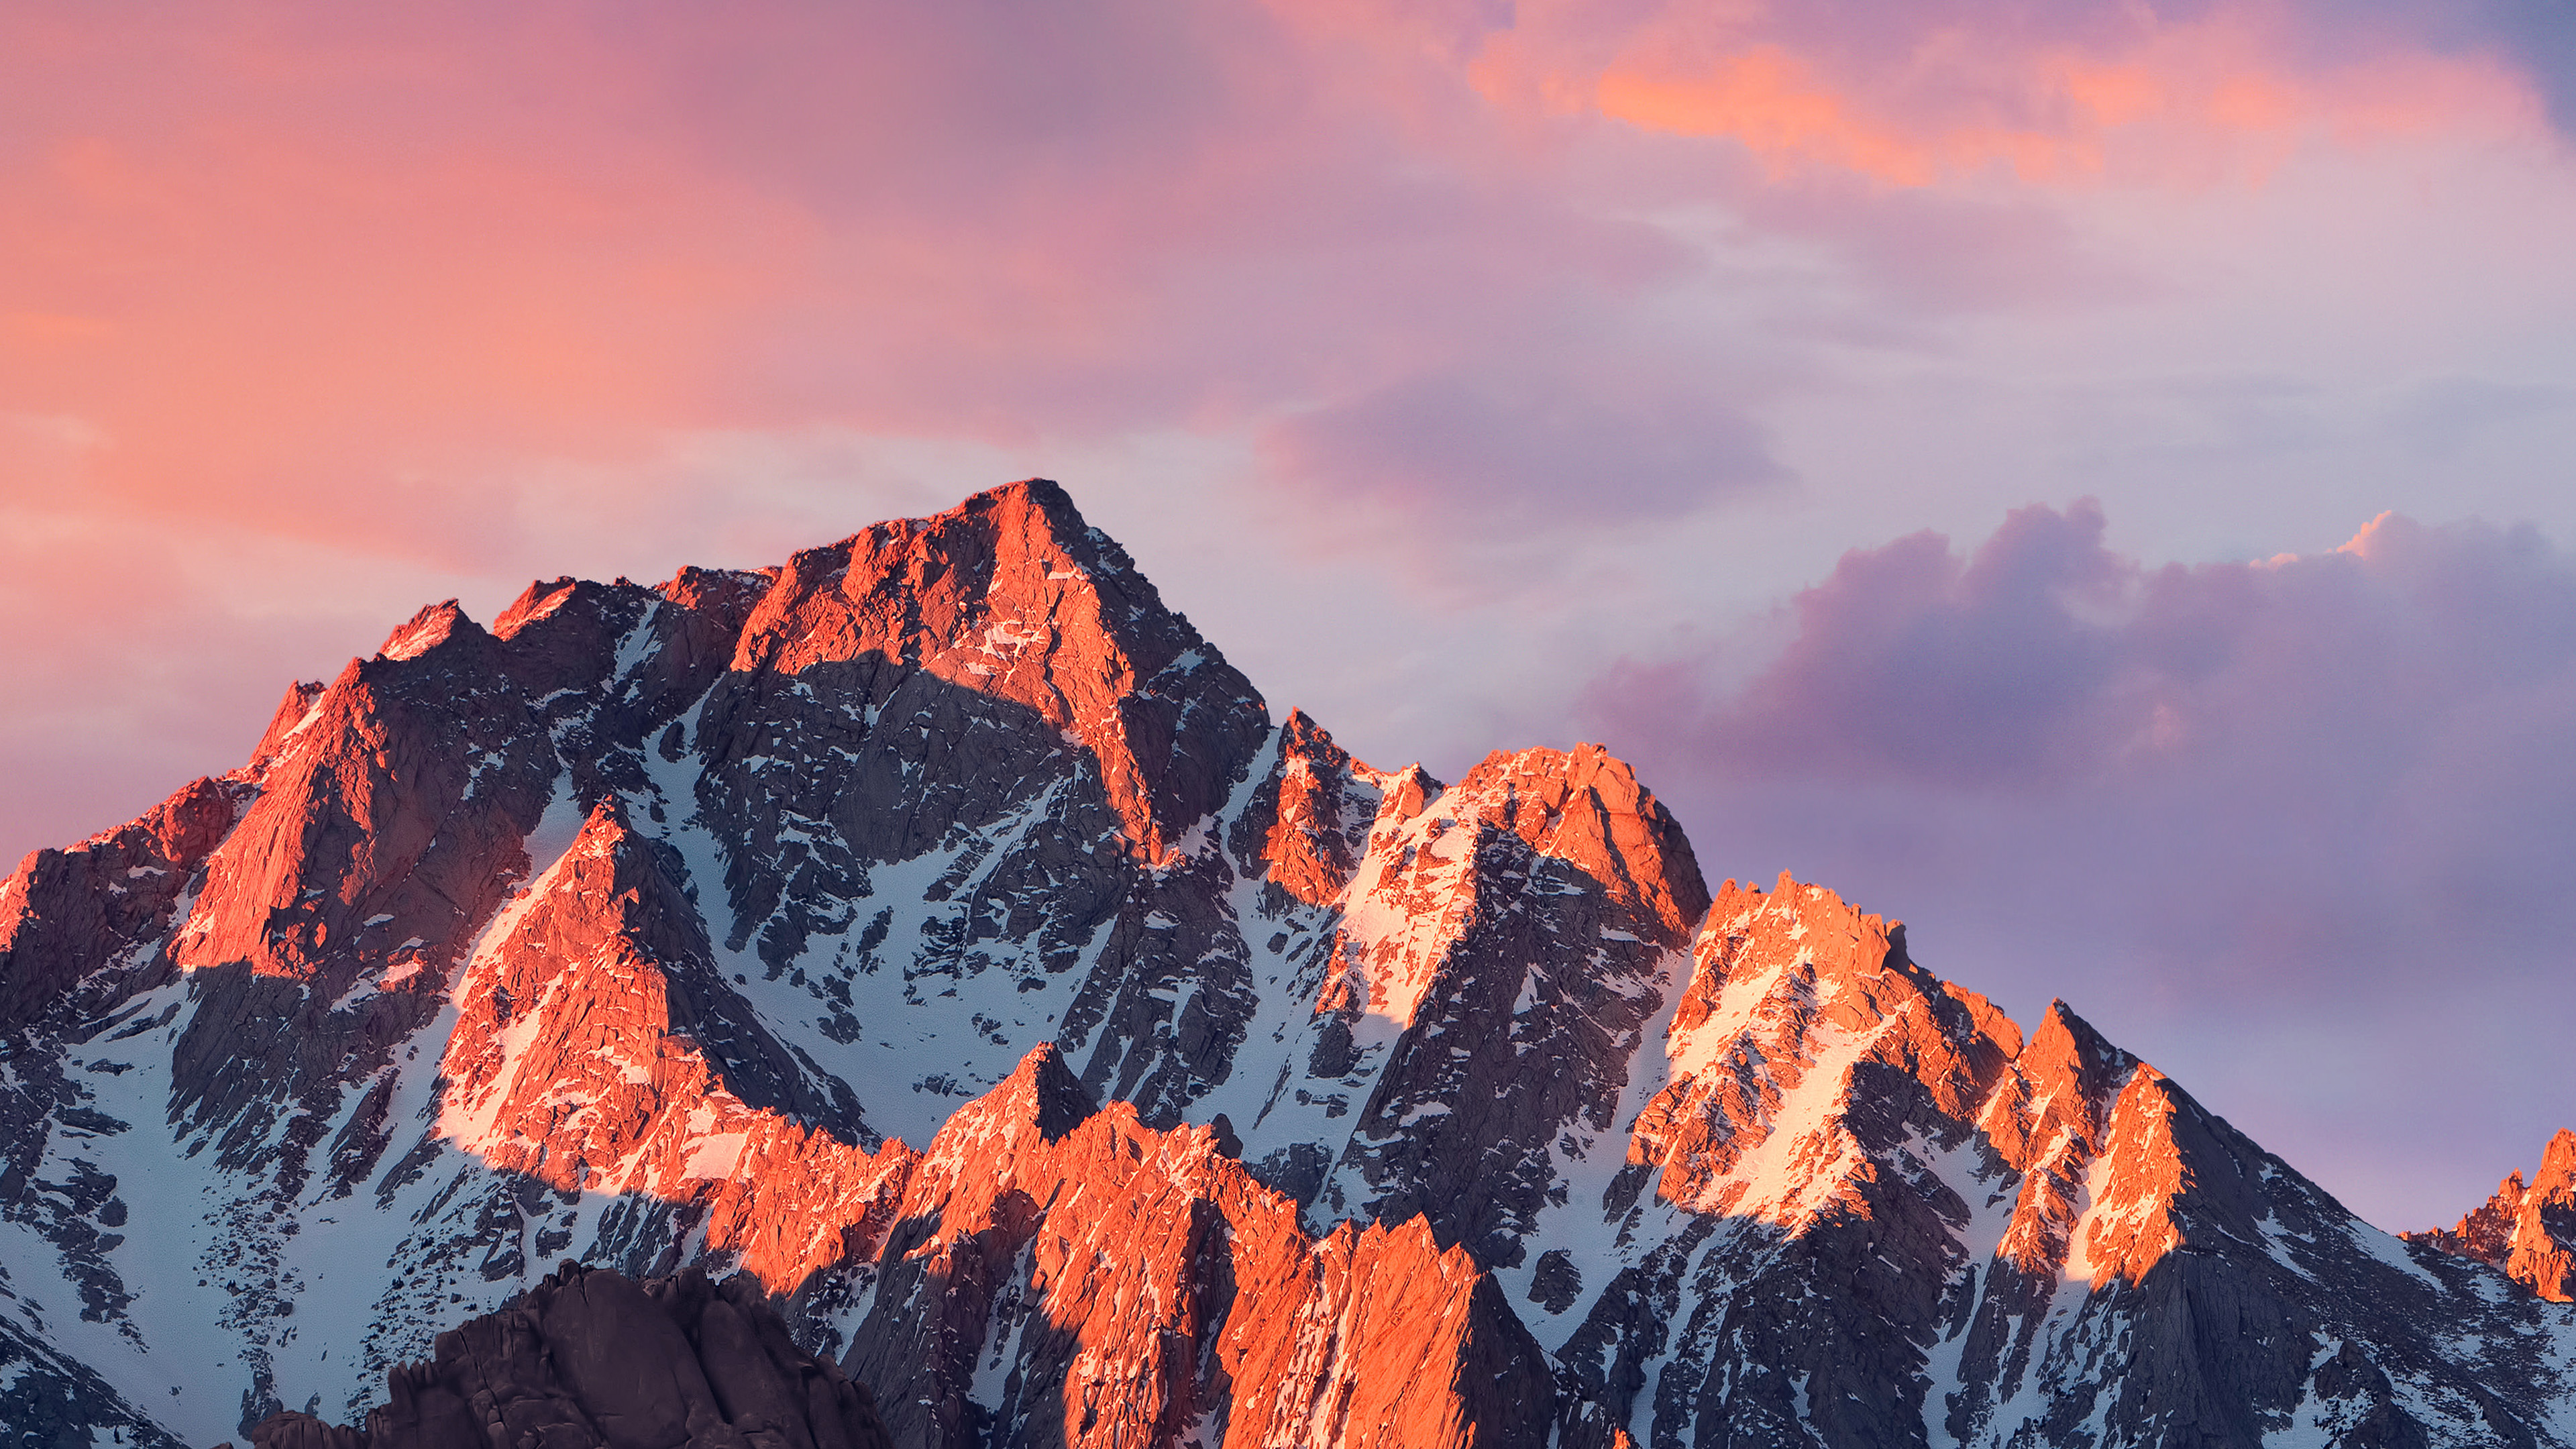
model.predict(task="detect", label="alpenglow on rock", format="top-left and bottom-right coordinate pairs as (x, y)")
top-left (3, 480), bottom-right (2575, 1448)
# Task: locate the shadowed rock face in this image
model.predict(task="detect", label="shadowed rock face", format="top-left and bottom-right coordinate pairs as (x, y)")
top-left (2414, 1128), bottom-right (2576, 1302)
top-left (239, 1264), bottom-right (893, 1449)
top-left (7, 481), bottom-right (2576, 1449)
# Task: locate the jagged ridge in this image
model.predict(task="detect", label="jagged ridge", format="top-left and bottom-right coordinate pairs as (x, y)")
top-left (3, 480), bottom-right (2573, 1449)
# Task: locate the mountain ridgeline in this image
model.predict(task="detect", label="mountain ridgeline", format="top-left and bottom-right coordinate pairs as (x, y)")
top-left (2, 480), bottom-right (2572, 1449)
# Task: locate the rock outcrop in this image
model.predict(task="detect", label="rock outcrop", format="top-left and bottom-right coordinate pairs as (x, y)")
top-left (239, 1264), bottom-right (892, 1449)
top-left (2416, 1128), bottom-right (2576, 1302)
top-left (5, 480), bottom-right (2576, 1449)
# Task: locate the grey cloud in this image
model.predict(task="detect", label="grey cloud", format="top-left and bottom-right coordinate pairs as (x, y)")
top-left (1582, 504), bottom-right (2576, 1227)
top-left (1260, 366), bottom-right (1783, 533)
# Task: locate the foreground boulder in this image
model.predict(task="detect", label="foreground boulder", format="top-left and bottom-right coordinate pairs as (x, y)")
top-left (240, 1265), bottom-right (892, 1449)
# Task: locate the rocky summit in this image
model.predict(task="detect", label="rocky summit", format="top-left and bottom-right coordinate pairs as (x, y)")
top-left (3, 480), bottom-right (2574, 1449)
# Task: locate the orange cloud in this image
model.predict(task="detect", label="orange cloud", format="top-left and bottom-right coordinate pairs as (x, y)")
top-left (1, 118), bottom-right (791, 528)
top-left (1597, 46), bottom-right (2070, 186)
top-left (1559, 7), bottom-right (2546, 189)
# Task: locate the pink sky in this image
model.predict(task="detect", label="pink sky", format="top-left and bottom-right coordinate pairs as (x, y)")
top-left (7, 0), bottom-right (2576, 1229)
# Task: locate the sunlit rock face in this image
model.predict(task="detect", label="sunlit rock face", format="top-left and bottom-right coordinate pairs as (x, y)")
top-left (5, 480), bottom-right (2575, 1449)
top-left (2415, 1128), bottom-right (2576, 1303)
top-left (836, 1046), bottom-right (1556, 1449)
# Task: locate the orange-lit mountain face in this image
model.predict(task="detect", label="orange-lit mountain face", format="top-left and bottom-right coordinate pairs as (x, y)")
top-left (4, 481), bottom-right (2575, 1449)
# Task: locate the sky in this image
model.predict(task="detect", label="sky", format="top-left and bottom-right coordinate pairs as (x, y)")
top-left (5, 0), bottom-right (2575, 1230)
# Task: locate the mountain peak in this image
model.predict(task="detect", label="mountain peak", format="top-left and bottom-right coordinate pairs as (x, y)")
top-left (246, 680), bottom-right (328, 772)
top-left (2541, 1127), bottom-right (2576, 1189)
top-left (1446, 743), bottom-right (1711, 943)
top-left (1692, 872), bottom-right (1909, 1000)
top-left (2022, 998), bottom-right (2137, 1112)
top-left (720, 480), bottom-right (1269, 861)
top-left (996, 1042), bottom-right (1101, 1144)
top-left (960, 474), bottom-right (1084, 526)
top-left (376, 600), bottom-right (476, 661)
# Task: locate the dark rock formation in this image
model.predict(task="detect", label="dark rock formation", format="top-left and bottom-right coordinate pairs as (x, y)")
top-left (239, 1265), bottom-right (891, 1449)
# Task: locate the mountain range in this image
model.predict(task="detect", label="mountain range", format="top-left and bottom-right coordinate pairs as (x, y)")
top-left (3, 480), bottom-right (2573, 1448)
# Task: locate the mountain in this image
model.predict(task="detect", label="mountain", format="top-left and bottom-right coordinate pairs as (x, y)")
top-left (2413, 1130), bottom-right (2576, 1303)
top-left (4, 479), bottom-right (2575, 1448)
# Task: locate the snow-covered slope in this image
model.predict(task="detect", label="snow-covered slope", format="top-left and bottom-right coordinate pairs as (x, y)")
top-left (4, 480), bottom-right (2573, 1449)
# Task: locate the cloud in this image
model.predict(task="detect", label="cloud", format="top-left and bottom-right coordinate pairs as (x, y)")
top-left (1686, 500), bottom-right (2135, 784)
top-left (1585, 504), bottom-right (2576, 1225)
top-left (4, 0), bottom-right (2554, 592)
top-left (0, 3), bottom-right (1721, 545)
top-left (6, 0), bottom-right (2576, 1223)
top-left (1260, 364), bottom-right (1783, 532)
top-left (1608, 502), bottom-right (2576, 961)
top-left (1478, 0), bottom-right (2552, 187)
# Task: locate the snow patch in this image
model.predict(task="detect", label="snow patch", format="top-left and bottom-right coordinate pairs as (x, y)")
top-left (684, 1134), bottom-right (748, 1181)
